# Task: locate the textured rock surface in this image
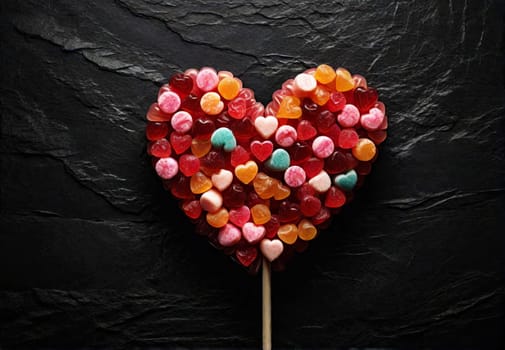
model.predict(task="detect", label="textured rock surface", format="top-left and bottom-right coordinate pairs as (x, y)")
top-left (1, 0), bottom-right (504, 348)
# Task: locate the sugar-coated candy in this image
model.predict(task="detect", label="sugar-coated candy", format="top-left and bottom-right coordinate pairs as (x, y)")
top-left (190, 171), bottom-right (212, 194)
top-left (294, 73), bottom-right (317, 93)
top-left (254, 115), bottom-right (278, 139)
top-left (146, 66), bottom-right (388, 272)
top-left (229, 205), bottom-right (250, 227)
top-left (211, 169), bottom-right (233, 191)
top-left (158, 90), bottom-right (181, 114)
top-left (312, 135), bottom-right (335, 159)
top-left (149, 139), bottom-right (172, 158)
top-left (334, 169), bottom-right (358, 191)
top-left (260, 239), bottom-right (284, 262)
top-left (200, 92), bottom-right (224, 115)
top-left (196, 67), bottom-right (219, 92)
top-left (315, 64), bottom-right (336, 84)
top-left (251, 204), bottom-right (271, 225)
top-left (284, 166), bottom-right (306, 188)
top-left (155, 157), bottom-right (178, 180)
top-left (338, 104), bottom-right (360, 128)
top-left (200, 189), bottom-right (223, 213)
top-left (361, 107), bottom-right (385, 131)
top-left (275, 125), bottom-right (297, 147)
top-left (179, 154), bottom-right (200, 176)
top-left (206, 208), bottom-right (229, 228)
top-left (218, 223), bottom-right (241, 246)
top-left (308, 170), bottom-right (331, 193)
top-left (242, 222), bottom-right (266, 244)
top-left (265, 149), bottom-right (290, 171)
top-left (374, 100), bottom-right (386, 114)
top-left (297, 219), bottom-right (317, 241)
top-left (352, 138), bottom-right (376, 161)
top-left (277, 224), bottom-right (298, 244)
top-left (211, 127), bottom-right (236, 152)
top-left (235, 160), bottom-right (258, 184)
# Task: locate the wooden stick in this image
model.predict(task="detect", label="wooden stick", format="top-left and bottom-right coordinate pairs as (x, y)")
top-left (262, 257), bottom-right (272, 350)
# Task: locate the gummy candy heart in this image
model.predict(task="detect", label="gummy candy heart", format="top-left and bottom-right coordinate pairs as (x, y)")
top-left (146, 66), bottom-right (388, 273)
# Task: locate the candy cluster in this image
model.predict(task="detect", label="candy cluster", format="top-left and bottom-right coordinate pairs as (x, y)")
top-left (146, 65), bottom-right (387, 273)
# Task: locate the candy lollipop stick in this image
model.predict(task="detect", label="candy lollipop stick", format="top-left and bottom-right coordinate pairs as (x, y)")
top-left (262, 258), bottom-right (272, 350)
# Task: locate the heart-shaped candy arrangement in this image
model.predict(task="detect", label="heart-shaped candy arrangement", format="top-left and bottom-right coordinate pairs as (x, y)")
top-left (146, 65), bottom-right (387, 273)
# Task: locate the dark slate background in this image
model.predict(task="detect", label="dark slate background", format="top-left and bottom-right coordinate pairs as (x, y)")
top-left (1, 0), bottom-right (504, 348)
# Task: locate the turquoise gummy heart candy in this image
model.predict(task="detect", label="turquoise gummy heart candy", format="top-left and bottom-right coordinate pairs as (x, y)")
top-left (334, 169), bottom-right (358, 191)
top-left (211, 127), bottom-right (237, 152)
top-left (265, 149), bottom-right (290, 171)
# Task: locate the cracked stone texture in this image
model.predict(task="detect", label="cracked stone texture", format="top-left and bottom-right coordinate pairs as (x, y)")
top-left (1, 0), bottom-right (504, 348)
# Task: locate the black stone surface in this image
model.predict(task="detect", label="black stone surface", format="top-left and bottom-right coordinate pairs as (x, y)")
top-left (1, 0), bottom-right (504, 348)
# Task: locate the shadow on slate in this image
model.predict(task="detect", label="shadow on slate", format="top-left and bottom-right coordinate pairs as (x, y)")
top-left (1, 0), bottom-right (504, 348)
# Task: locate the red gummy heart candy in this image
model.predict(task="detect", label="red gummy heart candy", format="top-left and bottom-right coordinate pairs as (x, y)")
top-left (145, 65), bottom-right (388, 273)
